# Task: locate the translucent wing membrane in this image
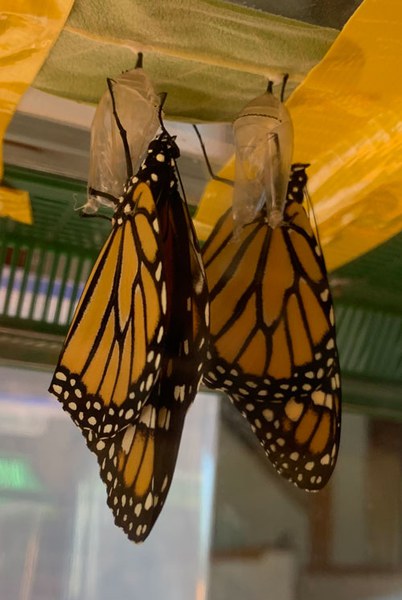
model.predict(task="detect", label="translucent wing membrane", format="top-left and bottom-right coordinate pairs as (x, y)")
top-left (202, 164), bottom-right (341, 490)
top-left (50, 182), bottom-right (167, 437)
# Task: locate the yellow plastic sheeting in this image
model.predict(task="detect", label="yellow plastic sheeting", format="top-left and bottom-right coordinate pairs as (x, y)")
top-left (195, 0), bottom-right (402, 271)
top-left (0, 0), bottom-right (75, 224)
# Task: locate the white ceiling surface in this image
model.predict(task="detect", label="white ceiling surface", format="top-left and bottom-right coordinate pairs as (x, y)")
top-left (18, 88), bottom-right (96, 129)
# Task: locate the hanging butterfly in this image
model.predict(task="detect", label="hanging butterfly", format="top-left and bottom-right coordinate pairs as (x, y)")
top-left (198, 83), bottom-right (341, 491)
top-left (49, 61), bottom-right (209, 541)
top-left (84, 128), bottom-right (209, 542)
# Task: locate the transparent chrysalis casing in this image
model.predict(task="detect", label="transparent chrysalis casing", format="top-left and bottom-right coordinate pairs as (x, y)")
top-left (85, 65), bottom-right (160, 213)
top-left (232, 87), bottom-right (294, 229)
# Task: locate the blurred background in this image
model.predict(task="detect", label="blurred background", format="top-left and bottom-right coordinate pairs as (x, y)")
top-left (1, 1), bottom-right (402, 599)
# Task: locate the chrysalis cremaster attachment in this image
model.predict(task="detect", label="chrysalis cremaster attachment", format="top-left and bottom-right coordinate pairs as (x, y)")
top-left (232, 81), bottom-right (294, 229)
top-left (85, 53), bottom-right (160, 214)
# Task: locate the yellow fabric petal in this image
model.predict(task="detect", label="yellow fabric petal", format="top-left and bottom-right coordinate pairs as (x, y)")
top-left (0, 0), bottom-right (75, 224)
top-left (195, 0), bottom-right (402, 271)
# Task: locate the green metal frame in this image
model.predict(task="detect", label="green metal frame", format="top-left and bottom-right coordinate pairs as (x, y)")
top-left (1, 165), bottom-right (110, 335)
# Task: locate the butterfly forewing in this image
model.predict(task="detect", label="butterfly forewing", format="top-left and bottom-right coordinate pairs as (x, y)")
top-left (203, 164), bottom-right (341, 490)
top-left (49, 179), bottom-right (167, 438)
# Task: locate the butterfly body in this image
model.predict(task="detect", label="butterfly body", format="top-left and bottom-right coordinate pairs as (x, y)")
top-left (202, 164), bottom-right (341, 490)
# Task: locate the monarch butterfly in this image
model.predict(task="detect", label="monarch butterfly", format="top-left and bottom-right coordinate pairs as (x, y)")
top-left (50, 68), bottom-right (209, 541)
top-left (202, 163), bottom-right (341, 490)
top-left (83, 129), bottom-right (209, 541)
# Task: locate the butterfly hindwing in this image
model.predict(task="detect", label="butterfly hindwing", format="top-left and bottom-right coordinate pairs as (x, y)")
top-left (202, 164), bottom-right (341, 490)
top-left (84, 376), bottom-right (193, 542)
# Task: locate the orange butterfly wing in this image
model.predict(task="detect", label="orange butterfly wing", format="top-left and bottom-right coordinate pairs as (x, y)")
top-left (49, 182), bottom-right (166, 437)
top-left (202, 164), bottom-right (341, 490)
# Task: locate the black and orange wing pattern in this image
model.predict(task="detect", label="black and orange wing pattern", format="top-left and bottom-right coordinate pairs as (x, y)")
top-left (202, 164), bottom-right (341, 490)
top-left (49, 179), bottom-right (167, 437)
top-left (85, 132), bottom-right (209, 542)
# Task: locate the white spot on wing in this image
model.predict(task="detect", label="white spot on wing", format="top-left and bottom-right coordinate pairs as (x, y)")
top-left (125, 408), bottom-right (134, 420)
top-left (140, 405), bottom-right (156, 428)
top-left (155, 262), bottom-right (162, 282)
top-left (161, 475), bottom-right (169, 492)
top-left (145, 373), bottom-right (153, 391)
top-left (320, 454), bottom-right (330, 465)
top-left (161, 283), bottom-right (167, 314)
top-left (122, 426), bottom-right (135, 453)
top-left (263, 409), bottom-right (274, 422)
top-left (145, 492), bottom-right (153, 510)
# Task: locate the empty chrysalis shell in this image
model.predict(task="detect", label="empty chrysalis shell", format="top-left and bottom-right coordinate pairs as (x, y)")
top-left (232, 84), bottom-right (294, 229)
top-left (85, 55), bottom-right (160, 213)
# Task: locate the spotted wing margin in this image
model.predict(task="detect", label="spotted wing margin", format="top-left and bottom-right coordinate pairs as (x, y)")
top-left (49, 183), bottom-right (166, 438)
top-left (84, 375), bottom-right (193, 542)
top-left (230, 377), bottom-right (341, 490)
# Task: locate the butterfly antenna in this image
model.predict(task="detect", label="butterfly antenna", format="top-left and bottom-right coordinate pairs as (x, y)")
top-left (157, 92), bottom-right (169, 133)
top-left (135, 52), bottom-right (143, 69)
top-left (88, 187), bottom-right (119, 204)
top-left (192, 125), bottom-right (233, 187)
top-left (156, 93), bottom-right (188, 203)
top-left (79, 211), bottom-right (112, 222)
top-left (304, 185), bottom-right (323, 254)
top-left (107, 78), bottom-right (133, 180)
top-left (280, 74), bottom-right (289, 102)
